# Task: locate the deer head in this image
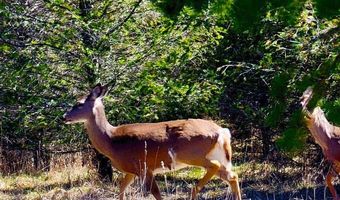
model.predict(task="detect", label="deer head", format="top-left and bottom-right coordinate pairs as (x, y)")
top-left (63, 83), bottom-right (108, 124)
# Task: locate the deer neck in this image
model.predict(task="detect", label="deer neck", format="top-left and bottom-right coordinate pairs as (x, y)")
top-left (84, 100), bottom-right (116, 159)
top-left (307, 107), bottom-right (332, 152)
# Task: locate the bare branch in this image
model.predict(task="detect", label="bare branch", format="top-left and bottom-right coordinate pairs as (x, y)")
top-left (99, 0), bottom-right (114, 19)
top-left (105, 0), bottom-right (143, 36)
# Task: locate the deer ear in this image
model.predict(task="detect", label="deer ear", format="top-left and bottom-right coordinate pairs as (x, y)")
top-left (99, 84), bottom-right (109, 97)
top-left (300, 86), bottom-right (313, 109)
top-left (90, 84), bottom-right (102, 99)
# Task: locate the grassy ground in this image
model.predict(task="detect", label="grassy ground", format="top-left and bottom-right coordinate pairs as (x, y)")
top-left (0, 162), bottom-right (339, 200)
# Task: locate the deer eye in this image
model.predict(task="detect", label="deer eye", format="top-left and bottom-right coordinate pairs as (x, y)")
top-left (73, 102), bottom-right (84, 108)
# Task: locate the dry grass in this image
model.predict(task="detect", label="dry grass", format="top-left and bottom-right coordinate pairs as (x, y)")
top-left (0, 165), bottom-right (234, 200)
top-left (0, 166), bottom-right (111, 200)
top-left (0, 162), bottom-right (339, 200)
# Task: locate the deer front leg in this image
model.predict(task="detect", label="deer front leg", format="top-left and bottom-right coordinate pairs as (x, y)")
top-left (119, 173), bottom-right (135, 200)
top-left (144, 171), bottom-right (162, 200)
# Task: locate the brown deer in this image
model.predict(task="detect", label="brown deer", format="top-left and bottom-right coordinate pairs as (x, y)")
top-left (301, 87), bottom-right (340, 199)
top-left (63, 83), bottom-right (241, 200)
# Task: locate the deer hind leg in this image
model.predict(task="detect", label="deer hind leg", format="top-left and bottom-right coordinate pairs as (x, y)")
top-left (119, 173), bottom-right (136, 200)
top-left (217, 167), bottom-right (241, 200)
top-left (326, 169), bottom-right (337, 199)
top-left (326, 163), bottom-right (340, 200)
top-left (191, 160), bottom-right (221, 200)
top-left (143, 171), bottom-right (162, 200)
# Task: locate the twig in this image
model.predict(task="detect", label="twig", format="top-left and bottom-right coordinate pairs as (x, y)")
top-left (104, 0), bottom-right (143, 39)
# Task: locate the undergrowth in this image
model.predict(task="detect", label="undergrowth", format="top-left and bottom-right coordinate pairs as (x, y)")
top-left (0, 162), bottom-right (338, 200)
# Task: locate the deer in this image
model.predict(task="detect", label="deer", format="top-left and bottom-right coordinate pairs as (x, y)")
top-left (301, 87), bottom-right (340, 199)
top-left (62, 83), bottom-right (241, 200)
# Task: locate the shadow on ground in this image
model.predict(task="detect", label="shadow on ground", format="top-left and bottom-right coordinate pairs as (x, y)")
top-left (155, 174), bottom-right (338, 200)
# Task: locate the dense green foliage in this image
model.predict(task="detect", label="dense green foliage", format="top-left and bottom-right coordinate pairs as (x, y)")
top-left (0, 0), bottom-right (339, 162)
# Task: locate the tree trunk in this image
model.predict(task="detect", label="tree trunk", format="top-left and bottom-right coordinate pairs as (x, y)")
top-left (261, 127), bottom-right (271, 160)
top-left (78, 0), bottom-right (113, 182)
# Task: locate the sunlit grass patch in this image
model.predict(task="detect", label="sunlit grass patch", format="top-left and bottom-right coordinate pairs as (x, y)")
top-left (154, 166), bottom-right (237, 199)
top-left (167, 167), bottom-right (205, 180)
top-left (0, 166), bottom-right (100, 199)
